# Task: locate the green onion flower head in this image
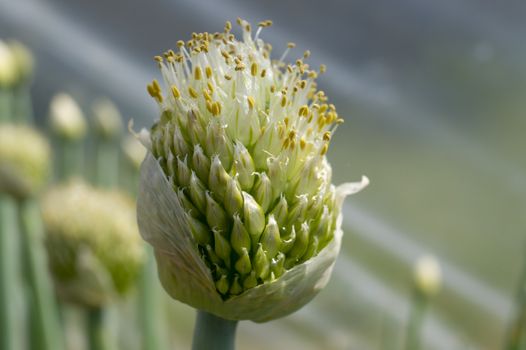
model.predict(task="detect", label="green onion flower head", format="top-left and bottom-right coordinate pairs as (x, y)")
top-left (42, 180), bottom-right (144, 307)
top-left (413, 255), bottom-right (442, 298)
top-left (0, 40), bottom-right (17, 88)
top-left (7, 40), bottom-right (34, 85)
top-left (0, 124), bottom-right (50, 199)
top-left (92, 98), bottom-right (123, 139)
top-left (49, 93), bottom-right (87, 141)
top-left (136, 19), bottom-right (368, 322)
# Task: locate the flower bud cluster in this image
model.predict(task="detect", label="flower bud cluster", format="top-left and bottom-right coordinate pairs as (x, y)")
top-left (146, 19), bottom-right (349, 298)
top-left (0, 124), bottom-right (50, 199)
top-left (42, 181), bottom-right (144, 307)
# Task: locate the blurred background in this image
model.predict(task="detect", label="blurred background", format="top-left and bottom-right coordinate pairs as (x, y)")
top-left (1, 0), bottom-right (526, 349)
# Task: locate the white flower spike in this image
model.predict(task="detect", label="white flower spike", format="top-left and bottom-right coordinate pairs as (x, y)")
top-left (137, 19), bottom-right (368, 322)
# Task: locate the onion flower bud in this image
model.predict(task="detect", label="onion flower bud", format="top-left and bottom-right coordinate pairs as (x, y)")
top-left (136, 19), bottom-right (368, 322)
top-left (42, 181), bottom-right (144, 307)
top-left (0, 124), bottom-right (50, 199)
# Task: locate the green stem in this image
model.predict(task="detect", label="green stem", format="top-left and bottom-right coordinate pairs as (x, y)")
top-left (139, 247), bottom-right (164, 350)
top-left (505, 248), bottom-right (526, 350)
top-left (13, 85), bottom-right (33, 124)
top-left (56, 137), bottom-right (84, 181)
top-left (18, 198), bottom-right (64, 350)
top-left (405, 291), bottom-right (427, 350)
top-left (87, 306), bottom-right (115, 350)
top-left (96, 139), bottom-right (119, 188)
top-left (0, 87), bottom-right (13, 123)
top-left (0, 195), bottom-right (18, 350)
top-left (192, 311), bottom-right (238, 350)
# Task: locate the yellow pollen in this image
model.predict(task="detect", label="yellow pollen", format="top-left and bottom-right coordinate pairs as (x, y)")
top-left (303, 50), bottom-right (311, 58)
top-left (207, 82), bottom-right (214, 93)
top-left (284, 117), bottom-right (289, 127)
top-left (299, 105), bottom-right (309, 117)
top-left (171, 85), bottom-right (181, 99)
top-left (194, 67), bottom-right (202, 80)
top-left (281, 96), bottom-right (287, 107)
top-left (288, 130), bottom-right (296, 140)
top-left (176, 40), bottom-right (185, 47)
top-left (287, 42), bottom-right (296, 49)
top-left (235, 63), bottom-right (245, 71)
top-left (225, 21), bottom-right (232, 32)
top-left (270, 85), bottom-right (276, 93)
top-left (250, 62), bottom-right (258, 76)
top-left (320, 143), bottom-right (328, 155)
top-left (300, 138), bottom-right (306, 150)
top-left (188, 87), bottom-right (198, 99)
top-left (247, 96), bottom-right (255, 110)
top-left (203, 89), bottom-right (211, 101)
top-left (323, 131), bottom-right (331, 141)
top-left (224, 74), bottom-right (232, 81)
top-left (320, 64), bottom-right (327, 74)
top-left (154, 55), bottom-right (163, 63)
top-left (260, 69), bottom-right (267, 78)
top-left (221, 50), bottom-right (230, 59)
top-left (211, 101), bottom-right (221, 116)
top-left (206, 66), bottom-right (213, 79)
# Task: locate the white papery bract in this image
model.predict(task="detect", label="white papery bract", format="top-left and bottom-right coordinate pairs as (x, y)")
top-left (137, 19), bottom-right (368, 321)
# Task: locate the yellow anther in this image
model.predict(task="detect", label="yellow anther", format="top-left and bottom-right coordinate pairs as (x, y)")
top-left (250, 62), bottom-right (258, 77)
top-left (245, 24), bottom-right (251, 32)
top-left (152, 79), bottom-right (161, 92)
top-left (176, 40), bottom-right (185, 48)
top-left (281, 96), bottom-right (287, 107)
top-left (320, 64), bottom-right (327, 74)
top-left (154, 55), bottom-right (163, 63)
top-left (211, 101), bottom-right (221, 116)
top-left (299, 137), bottom-right (306, 150)
top-left (225, 21), bottom-right (232, 32)
top-left (319, 104), bottom-right (328, 113)
top-left (323, 131), bottom-right (331, 141)
top-left (284, 117), bottom-right (289, 127)
top-left (221, 50), bottom-right (230, 59)
top-left (298, 105), bottom-right (309, 117)
top-left (236, 17), bottom-right (243, 25)
top-left (287, 65), bottom-right (293, 73)
top-left (194, 66), bottom-right (202, 80)
top-left (205, 66), bottom-right (213, 79)
top-left (303, 50), bottom-right (311, 58)
top-left (188, 87), bottom-right (198, 99)
top-left (247, 96), bottom-right (255, 110)
top-left (207, 83), bottom-right (214, 94)
top-left (206, 101), bottom-right (213, 114)
top-left (287, 42), bottom-right (296, 49)
top-left (258, 20), bottom-right (273, 27)
top-left (283, 138), bottom-right (290, 149)
top-left (288, 130), bottom-right (296, 140)
top-left (270, 85), bottom-right (276, 93)
top-left (224, 74), bottom-right (232, 81)
top-left (203, 89), bottom-right (211, 102)
top-left (146, 84), bottom-right (156, 98)
top-left (336, 118), bottom-right (344, 124)
top-left (235, 63), bottom-right (245, 71)
top-left (260, 69), bottom-right (267, 78)
top-left (171, 85), bottom-right (181, 99)
top-left (320, 143), bottom-right (328, 155)
top-left (308, 71), bottom-right (318, 79)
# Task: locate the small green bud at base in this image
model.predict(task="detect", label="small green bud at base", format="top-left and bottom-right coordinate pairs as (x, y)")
top-left (230, 215), bottom-right (251, 255)
top-left (260, 215), bottom-right (281, 259)
top-left (234, 248), bottom-right (252, 276)
top-left (213, 229), bottom-right (231, 269)
top-left (254, 244), bottom-right (270, 280)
